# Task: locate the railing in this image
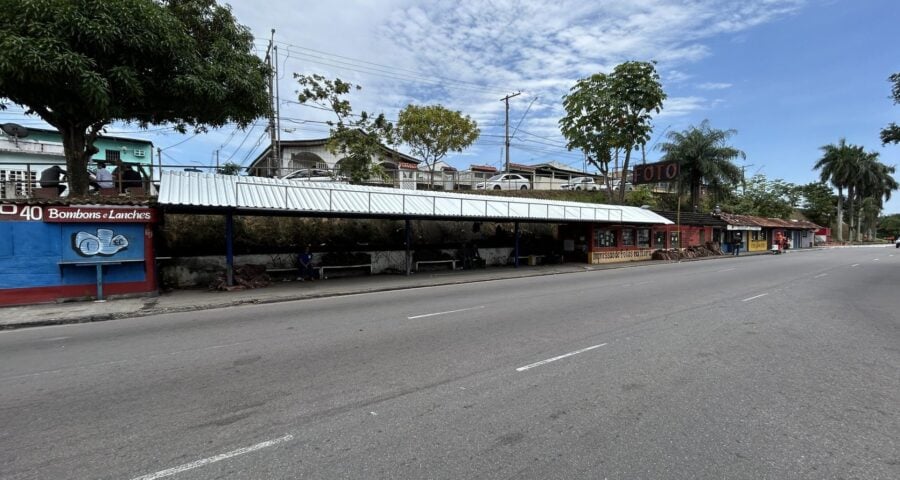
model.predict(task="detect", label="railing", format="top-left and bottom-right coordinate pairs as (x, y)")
top-left (0, 137), bottom-right (66, 156)
top-left (234, 180), bottom-right (625, 222)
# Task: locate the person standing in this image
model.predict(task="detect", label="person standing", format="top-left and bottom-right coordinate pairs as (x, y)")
top-left (733, 233), bottom-right (741, 256)
top-left (39, 165), bottom-right (67, 195)
top-left (94, 162), bottom-right (113, 189)
top-left (297, 244), bottom-right (314, 281)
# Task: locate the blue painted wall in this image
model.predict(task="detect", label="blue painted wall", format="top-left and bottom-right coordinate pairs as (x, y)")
top-left (0, 221), bottom-right (146, 289)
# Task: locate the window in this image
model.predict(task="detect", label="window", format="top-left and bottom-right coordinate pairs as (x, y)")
top-left (594, 228), bottom-right (616, 248)
top-left (105, 149), bottom-right (121, 163)
top-left (670, 232), bottom-right (680, 248)
top-left (622, 228), bottom-right (635, 247)
top-left (699, 229), bottom-right (705, 244)
top-left (654, 230), bottom-right (666, 248)
top-left (637, 228), bottom-right (651, 248)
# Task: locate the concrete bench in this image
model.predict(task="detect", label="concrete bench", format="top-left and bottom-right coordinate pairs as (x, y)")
top-left (515, 255), bottom-right (545, 266)
top-left (318, 264), bottom-right (372, 279)
top-left (414, 259), bottom-right (457, 272)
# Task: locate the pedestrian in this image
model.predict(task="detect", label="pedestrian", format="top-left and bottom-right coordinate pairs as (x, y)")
top-left (39, 165), bottom-right (67, 195)
top-left (733, 233), bottom-right (741, 256)
top-left (122, 165), bottom-right (142, 190)
top-left (94, 161), bottom-right (113, 189)
top-left (297, 244), bottom-right (314, 281)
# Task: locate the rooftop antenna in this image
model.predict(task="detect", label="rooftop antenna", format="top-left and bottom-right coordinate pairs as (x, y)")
top-left (1, 123), bottom-right (29, 146)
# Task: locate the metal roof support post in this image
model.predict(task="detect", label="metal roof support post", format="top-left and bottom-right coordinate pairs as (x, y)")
top-left (225, 211), bottom-right (235, 286)
top-left (514, 221), bottom-right (520, 268)
top-left (405, 218), bottom-right (411, 276)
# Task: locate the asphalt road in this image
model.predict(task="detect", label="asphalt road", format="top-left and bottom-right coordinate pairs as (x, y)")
top-left (1, 248), bottom-right (898, 479)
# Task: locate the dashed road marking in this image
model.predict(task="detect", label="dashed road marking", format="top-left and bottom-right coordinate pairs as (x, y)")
top-left (742, 293), bottom-right (768, 302)
top-left (408, 305), bottom-right (485, 319)
top-left (851, 263), bottom-right (860, 267)
top-left (131, 434), bottom-right (294, 480)
top-left (813, 273), bottom-right (828, 278)
top-left (516, 343), bottom-right (607, 372)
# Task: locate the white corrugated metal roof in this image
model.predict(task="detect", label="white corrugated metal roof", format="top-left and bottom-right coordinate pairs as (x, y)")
top-left (158, 171), bottom-right (673, 225)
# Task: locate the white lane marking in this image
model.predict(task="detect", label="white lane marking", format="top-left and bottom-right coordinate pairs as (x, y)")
top-left (742, 293), bottom-right (768, 302)
top-left (407, 305), bottom-right (485, 319)
top-left (131, 434), bottom-right (294, 480)
top-left (42, 336), bottom-right (70, 342)
top-left (516, 343), bottom-right (607, 372)
top-left (633, 281), bottom-right (652, 286)
top-left (717, 268), bottom-right (736, 272)
top-left (814, 273), bottom-right (828, 278)
top-left (873, 258), bottom-right (880, 261)
top-left (851, 263), bottom-right (860, 267)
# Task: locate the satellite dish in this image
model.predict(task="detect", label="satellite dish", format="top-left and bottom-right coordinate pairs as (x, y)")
top-left (1, 123), bottom-right (29, 138)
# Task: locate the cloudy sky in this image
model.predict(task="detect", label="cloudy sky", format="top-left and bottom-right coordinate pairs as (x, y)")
top-left (4, 0), bottom-right (899, 211)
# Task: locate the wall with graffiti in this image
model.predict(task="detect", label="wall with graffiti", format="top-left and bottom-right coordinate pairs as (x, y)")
top-left (0, 204), bottom-right (157, 305)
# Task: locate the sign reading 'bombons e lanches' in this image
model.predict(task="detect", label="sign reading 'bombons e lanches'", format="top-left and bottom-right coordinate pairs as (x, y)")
top-left (631, 161), bottom-right (679, 185)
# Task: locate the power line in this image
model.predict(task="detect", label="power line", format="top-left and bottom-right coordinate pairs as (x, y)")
top-left (271, 41), bottom-right (511, 95)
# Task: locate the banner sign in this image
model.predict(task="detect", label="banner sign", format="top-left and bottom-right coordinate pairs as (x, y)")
top-left (632, 161), bottom-right (679, 185)
top-left (0, 204), bottom-right (156, 223)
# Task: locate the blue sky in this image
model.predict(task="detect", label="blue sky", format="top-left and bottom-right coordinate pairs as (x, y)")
top-left (3, 0), bottom-right (899, 212)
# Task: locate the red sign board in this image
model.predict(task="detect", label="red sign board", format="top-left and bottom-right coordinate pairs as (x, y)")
top-left (632, 161), bottom-right (679, 185)
top-left (0, 204), bottom-right (156, 223)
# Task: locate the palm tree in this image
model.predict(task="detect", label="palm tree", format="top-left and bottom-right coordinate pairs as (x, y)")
top-left (854, 153), bottom-right (898, 240)
top-left (658, 120), bottom-right (744, 209)
top-left (814, 138), bottom-right (857, 242)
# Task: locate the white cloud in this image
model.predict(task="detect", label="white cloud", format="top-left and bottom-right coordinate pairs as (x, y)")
top-left (69, 0), bottom-right (806, 169)
top-left (697, 82), bottom-right (734, 90)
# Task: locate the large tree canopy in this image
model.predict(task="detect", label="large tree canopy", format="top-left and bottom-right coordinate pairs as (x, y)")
top-left (0, 0), bottom-right (269, 196)
top-left (397, 104), bottom-right (479, 190)
top-left (560, 61), bottom-right (666, 201)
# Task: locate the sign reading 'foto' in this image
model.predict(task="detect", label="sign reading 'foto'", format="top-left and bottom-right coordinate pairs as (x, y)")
top-left (0, 204), bottom-right (156, 223)
top-left (632, 161), bottom-right (679, 185)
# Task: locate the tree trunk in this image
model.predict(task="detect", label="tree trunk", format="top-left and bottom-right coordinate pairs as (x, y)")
top-left (856, 205), bottom-right (863, 241)
top-left (847, 185), bottom-right (855, 242)
top-left (58, 123), bottom-right (94, 197)
top-left (429, 163), bottom-right (436, 190)
top-left (835, 187), bottom-right (844, 242)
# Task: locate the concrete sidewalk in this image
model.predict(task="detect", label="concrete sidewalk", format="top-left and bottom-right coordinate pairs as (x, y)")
top-left (0, 250), bottom-right (784, 330)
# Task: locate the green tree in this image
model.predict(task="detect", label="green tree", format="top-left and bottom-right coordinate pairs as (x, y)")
top-left (813, 138), bottom-right (859, 242)
top-left (726, 174), bottom-right (795, 218)
top-left (657, 120), bottom-right (744, 209)
top-left (881, 73), bottom-right (900, 145)
top-left (295, 74), bottom-right (395, 183)
top-left (560, 61), bottom-right (666, 201)
top-left (796, 182), bottom-right (837, 228)
top-left (397, 104), bottom-right (479, 190)
top-left (877, 214), bottom-right (900, 239)
top-left (852, 153), bottom-right (898, 240)
top-left (0, 0), bottom-right (268, 196)
top-left (217, 161), bottom-right (242, 175)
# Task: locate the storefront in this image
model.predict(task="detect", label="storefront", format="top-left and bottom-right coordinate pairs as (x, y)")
top-left (0, 203), bottom-right (158, 305)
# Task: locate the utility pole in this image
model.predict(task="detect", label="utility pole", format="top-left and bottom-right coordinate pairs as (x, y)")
top-left (274, 44), bottom-right (282, 175)
top-left (216, 150), bottom-right (220, 170)
top-left (265, 29), bottom-right (278, 177)
top-left (501, 92), bottom-right (521, 174)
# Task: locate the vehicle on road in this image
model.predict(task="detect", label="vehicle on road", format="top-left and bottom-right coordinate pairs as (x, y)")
top-left (560, 177), bottom-right (601, 191)
top-left (475, 173), bottom-right (531, 190)
top-left (280, 168), bottom-right (346, 183)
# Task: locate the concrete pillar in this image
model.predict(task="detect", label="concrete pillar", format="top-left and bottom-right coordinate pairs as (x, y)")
top-left (225, 212), bottom-right (234, 286)
top-left (514, 221), bottom-right (520, 268)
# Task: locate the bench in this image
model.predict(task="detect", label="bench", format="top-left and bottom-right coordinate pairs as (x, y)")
top-left (318, 264), bottom-right (372, 279)
top-left (515, 255), bottom-right (545, 266)
top-left (414, 259), bottom-right (457, 272)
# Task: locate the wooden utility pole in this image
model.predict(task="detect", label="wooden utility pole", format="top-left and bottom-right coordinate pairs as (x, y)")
top-left (501, 92), bottom-right (520, 174)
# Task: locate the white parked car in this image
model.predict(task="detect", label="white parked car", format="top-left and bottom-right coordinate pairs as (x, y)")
top-left (475, 173), bottom-right (531, 190)
top-left (280, 168), bottom-right (346, 183)
top-left (560, 177), bottom-right (601, 191)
